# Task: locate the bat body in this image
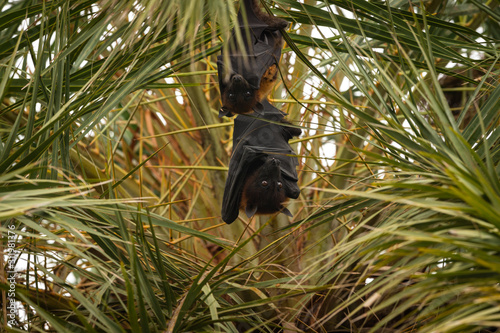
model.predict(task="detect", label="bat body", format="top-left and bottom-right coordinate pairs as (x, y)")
top-left (221, 100), bottom-right (301, 224)
top-left (217, 0), bottom-right (288, 117)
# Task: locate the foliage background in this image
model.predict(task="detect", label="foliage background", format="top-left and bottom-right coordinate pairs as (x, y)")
top-left (1, 0), bottom-right (499, 331)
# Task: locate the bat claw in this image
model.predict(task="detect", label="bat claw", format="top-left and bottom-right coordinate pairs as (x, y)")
top-left (281, 207), bottom-right (293, 218)
top-left (245, 205), bottom-right (258, 218)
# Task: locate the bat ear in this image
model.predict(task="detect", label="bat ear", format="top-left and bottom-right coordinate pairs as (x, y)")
top-left (219, 107), bottom-right (234, 118)
top-left (283, 180), bottom-right (301, 199)
top-left (245, 204), bottom-right (258, 218)
top-left (281, 207), bottom-right (293, 218)
top-left (253, 101), bottom-right (264, 113)
top-left (288, 126), bottom-right (302, 138)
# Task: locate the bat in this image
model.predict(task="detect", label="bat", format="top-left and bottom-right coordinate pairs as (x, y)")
top-left (221, 100), bottom-right (301, 224)
top-left (217, 0), bottom-right (288, 117)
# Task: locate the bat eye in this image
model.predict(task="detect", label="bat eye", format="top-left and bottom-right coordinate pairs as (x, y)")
top-left (277, 182), bottom-right (283, 188)
top-left (228, 93), bottom-right (235, 99)
top-left (244, 91), bottom-right (252, 98)
top-left (261, 180), bottom-right (268, 187)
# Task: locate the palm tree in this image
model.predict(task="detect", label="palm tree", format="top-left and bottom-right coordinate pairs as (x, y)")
top-left (1, 0), bottom-right (499, 331)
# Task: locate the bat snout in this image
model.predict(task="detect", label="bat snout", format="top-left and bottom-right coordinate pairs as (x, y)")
top-left (231, 75), bottom-right (243, 83)
top-left (262, 157), bottom-right (281, 171)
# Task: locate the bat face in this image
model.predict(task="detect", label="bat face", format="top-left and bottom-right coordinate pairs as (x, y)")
top-left (221, 74), bottom-right (258, 115)
top-left (220, 64), bottom-right (279, 117)
top-left (240, 157), bottom-right (292, 218)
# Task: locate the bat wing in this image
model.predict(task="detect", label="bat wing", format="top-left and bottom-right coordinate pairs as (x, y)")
top-left (236, 0), bottom-right (285, 49)
top-left (238, 0), bottom-right (269, 39)
top-left (221, 146), bottom-right (267, 224)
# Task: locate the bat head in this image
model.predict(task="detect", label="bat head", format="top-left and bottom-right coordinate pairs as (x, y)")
top-left (220, 73), bottom-right (266, 117)
top-left (240, 157), bottom-right (293, 218)
top-left (221, 74), bottom-right (257, 115)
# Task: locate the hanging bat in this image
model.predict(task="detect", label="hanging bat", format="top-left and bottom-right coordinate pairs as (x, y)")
top-left (217, 0), bottom-right (289, 117)
top-left (221, 100), bottom-right (301, 224)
